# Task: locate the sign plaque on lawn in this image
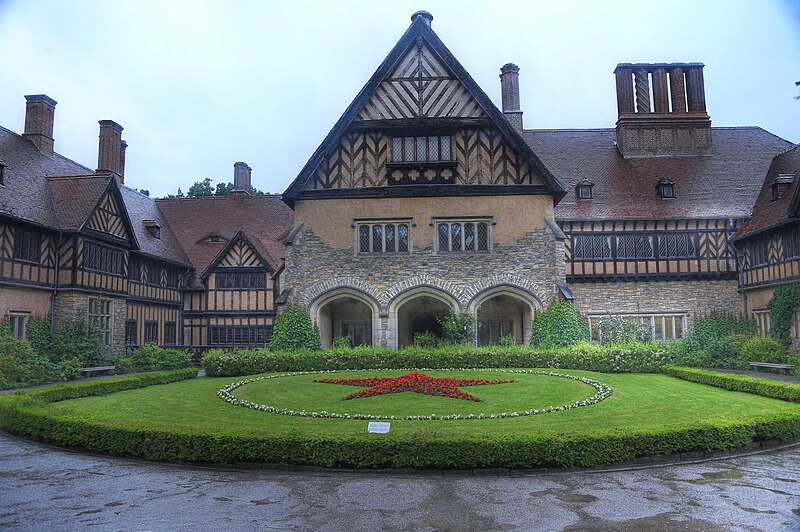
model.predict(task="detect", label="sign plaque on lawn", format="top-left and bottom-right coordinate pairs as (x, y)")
top-left (368, 422), bottom-right (390, 434)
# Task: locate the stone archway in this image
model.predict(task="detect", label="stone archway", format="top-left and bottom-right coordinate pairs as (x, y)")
top-left (309, 288), bottom-right (381, 348)
top-left (388, 287), bottom-right (460, 349)
top-left (469, 285), bottom-right (540, 346)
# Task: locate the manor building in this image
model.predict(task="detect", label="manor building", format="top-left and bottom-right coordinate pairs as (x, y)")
top-left (0, 11), bottom-right (797, 352)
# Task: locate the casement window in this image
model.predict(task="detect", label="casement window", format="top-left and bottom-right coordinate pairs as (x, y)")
top-left (356, 221), bottom-right (410, 255)
top-left (657, 233), bottom-right (697, 259)
top-left (164, 322), bottom-right (177, 345)
top-left (435, 219), bottom-right (490, 253)
top-left (146, 263), bottom-right (161, 285)
top-left (129, 255), bottom-right (142, 282)
top-left (588, 313), bottom-right (686, 342)
top-left (392, 135), bottom-right (452, 163)
top-left (572, 235), bottom-right (612, 260)
top-left (88, 298), bottom-right (113, 345)
top-left (216, 271), bottom-right (265, 289)
top-left (209, 325), bottom-right (268, 346)
top-left (784, 229), bottom-right (800, 259)
top-left (144, 321), bottom-right (158, 344)
top-left (83, 241), bottom-right (124, 275)
top-left (753, 309), bottom-right (771, 336)
top-left (125, 320), bottom-right (137, 346)
top-left (616, 235), bottom-right (654, 259)
top-left (13, 228), bottom-right (41, 264)
top-left (165, 268), bottom-right (180, 288)
top-left (8, 311), bottom-right (30, 339)
top-left (749, 240), bottom-right (769, 266)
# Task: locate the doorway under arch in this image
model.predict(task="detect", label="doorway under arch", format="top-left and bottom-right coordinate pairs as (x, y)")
top-left (471, 287), bottom-right (539, 346)
top-left (390, 288), bottom-right (459, 349)
top-left (309, 289), bottom-right (380, 348)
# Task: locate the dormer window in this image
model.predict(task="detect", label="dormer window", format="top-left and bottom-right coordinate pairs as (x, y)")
top-left (391, 135), bottom-right (451, 163)
top-left (143, 220), bottom-right (161, 239)
top-left (199, 233), bottom-right (227, 244)
top-left (771, 173), bottom-right (795, 201)
top-left (657, 178), bottom-right (676, 199)
top-left (576, 179), bottom-right (594, 200)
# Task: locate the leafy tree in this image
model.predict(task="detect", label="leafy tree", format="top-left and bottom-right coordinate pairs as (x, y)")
top-left (437, 307), bottom-right (476, 345)
top-left (166, 179), bottom-right (267, 198)
top-left (530, 302), bottom-right (590, 348)
top-left (187, 178), bottom-right (215, 197)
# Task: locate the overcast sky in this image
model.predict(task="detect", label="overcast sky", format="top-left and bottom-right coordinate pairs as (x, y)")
top-left (1, 0), bottom-right (798, 197)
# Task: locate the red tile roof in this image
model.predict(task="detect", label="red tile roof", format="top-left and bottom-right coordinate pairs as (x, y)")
top-left (734, 144), bottom-right (800, 240)
top-left (46, 175), bottom-right (111, 230)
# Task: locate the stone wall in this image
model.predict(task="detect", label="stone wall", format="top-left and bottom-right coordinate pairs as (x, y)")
top-left (569, 279), bottom-right (742, 329)
top-left (54, 290), bottom-right (126, 356)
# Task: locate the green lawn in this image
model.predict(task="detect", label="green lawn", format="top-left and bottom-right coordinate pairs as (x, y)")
top-left (48, 369), bottom-right (800, 440)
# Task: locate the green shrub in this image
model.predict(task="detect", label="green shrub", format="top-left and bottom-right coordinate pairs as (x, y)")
top-left (27, 314), bottom-right (107, 366)
top-left (332, 336), bottom-right (352, 350)
top-left (673, 313), bottom-right (757, 369)
top-left (737, 336), bottom-right (790, 364)
top-left (115, 344), bottom-right (194, 373)
top-left (0, 322), bottom-right (66, 388)
top-left (412, 332), bottom-right (440, 348)
top-left (530, 302), bottom-right (590, 348)
top-left (768, 283), bottom-right (800, 346)
top-left (202, 341), bottom-right (677, 377)
top-left (665, 366), bottom-right (800, 402)
top-left (498, 334), bottom-right (516, 347)
top-left (592, 315), bottom-right (653, 344)
top-left (438, 308), bottom-right (476, 345)
top-left (269, 305), bottom-right (321, 351)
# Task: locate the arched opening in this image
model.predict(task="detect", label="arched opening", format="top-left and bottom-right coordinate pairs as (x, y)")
top-left (471, 287), bottom-right (539, 346)
top-left (390, 288), bottom-right (458, 349)
top-left (309, 289), bottom-right (379, 348)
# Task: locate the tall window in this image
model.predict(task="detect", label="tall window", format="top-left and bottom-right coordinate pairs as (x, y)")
top-left (8, 311), bottom-right (30, 339)
top-left (216, 271), bottom-right (265, 289)
top-left (146, 263), bottom-right (161, 285)
top-left (129, 255), bottom-right (142, 282)
top-left (572, 235), bottom-right (612, 260)
top-left (144, 321), bottom-right (158, 344)
top-left (436, 220), bottom-right (490, 253)
top-left (616, 235), bottom-right (654, 259)
top-left (357, 222), bottom-right (410, 255)
top-left (749, 240), bottom-right (768, 266)
top-left (88, 298), bottom-right (112, 345)
top-left (657, 233), bottom-right (696, 259)
top-left (164, 322), bottom-right (177, 345)
top-left (784, 229), bottom-right (800, 259)
top-left (83, 241), bottom-right (124, 275)
top-left (753, 310), bottom-right (771, 336)
top-left (392, 135), bottom-right (452, 162)
top-left (13, 228), bottom-right (41, 264)
top-left (125, 320), bottom-right (137, 346)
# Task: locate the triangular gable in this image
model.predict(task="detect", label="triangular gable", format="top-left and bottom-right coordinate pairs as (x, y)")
top-left (203, 231), bottom-right (267, 276)
top-left (356, 43), bottom-right (485, 120)
top-left (82, 180), bottom-right (137, 248)
top-left (283, 15), bottom-right (564, 206)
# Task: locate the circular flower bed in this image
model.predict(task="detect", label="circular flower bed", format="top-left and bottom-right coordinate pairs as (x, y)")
top-left (217, 369), bottom-right (612, 421)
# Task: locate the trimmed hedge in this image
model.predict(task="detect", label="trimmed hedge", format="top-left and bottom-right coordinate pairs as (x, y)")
top-left (665, 366), bottom-right (800, 403)
top-left (202, 342), bottom-right (679, 377)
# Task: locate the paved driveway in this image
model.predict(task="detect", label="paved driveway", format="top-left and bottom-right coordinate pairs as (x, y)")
top-left (0, 434), bottom-right (798, 531)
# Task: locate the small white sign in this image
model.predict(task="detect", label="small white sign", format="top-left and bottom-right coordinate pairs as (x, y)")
top-left (367, 422), bottom-right (391, 434)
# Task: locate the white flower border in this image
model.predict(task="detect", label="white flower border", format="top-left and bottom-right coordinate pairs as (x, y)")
top-left (216, 368), bottom-right (612, 422)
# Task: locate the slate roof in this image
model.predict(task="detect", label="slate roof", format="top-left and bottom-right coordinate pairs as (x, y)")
top-left (157, 194), bottom-right (294, 278)
top-left (734, 143), bottom-right (800, 240)
top-left (0, 125), bottom-right (93, 228)
top-left (524, 127), bottom-right (794, 220)
top-left (120, 186), bottom-right (191, 265)
top-left (282, 14), bottom-right (564, 205)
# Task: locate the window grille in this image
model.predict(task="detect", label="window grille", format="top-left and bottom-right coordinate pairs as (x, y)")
top-left (164, 322), bottom-right (177, 345)
top-left (657, 233), bottom-right (697, 259)
top-left (216, 271), bottom-right (265, 289)
top-left (88, 298), bottom-right (113, 345)
top-left (784, 229), bottom-right (800, 259)
top-left (13, 228), bottom-right (41, 263)
top-left (616, 235), bottom-right (654, 259)
top-left (146, 263), bottom-right (161, 285)
top-left (356, 222), bottom-right (411, 255)
top-left (391, 136), bottom-right (452, 162)
top-left (588, 313), bottom-right (686, 342)
top-left (83, 241), bottom-right (123, 275)
top-left (144, 321), bottom-right (158, 344)
top-left (436, 220), bottom-right (490, 253)
top-left (209, 326), bottom-right (269, 346)
top-left (129, 255), bottom-right (141, 281)
top-left (749, 240), bottom-right (769, 266)
top-left (572, 235), bottom-right (612, 260)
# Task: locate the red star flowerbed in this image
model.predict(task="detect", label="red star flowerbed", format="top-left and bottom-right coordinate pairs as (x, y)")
top-left (314, 371), bottom-right (514, 402)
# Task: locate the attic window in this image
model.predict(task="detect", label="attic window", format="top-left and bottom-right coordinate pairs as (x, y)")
top-left (199, 234), bottom-right (227, 244)
top-left (143, 220), bottom-right (161, 239)
top-left (656, 179), bottom-right (676, 199)
top-left (771, 173), bottom-right (795, 201)
top-left (576, 179), bottom-right (594, 200)
top-left (391, 135), bottom-right (452, 163)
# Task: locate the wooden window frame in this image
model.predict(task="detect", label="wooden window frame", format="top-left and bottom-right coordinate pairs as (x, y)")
top-left (391, 135), bottom-right (453, 163)
top-left (83, 241), bottom-right (124, 276)
top-left (13, 228), bottom-right (41, 264)
top-left (209, 325), bottom-right (269, 346)
top-left (144, 321), bottom-right (158, 344)
top-left (125, 320), bottom-right (138, 346)
top-left (88, 297), bottom-right (113, 346)
top-left (164, 322), bottom-right (177, 345)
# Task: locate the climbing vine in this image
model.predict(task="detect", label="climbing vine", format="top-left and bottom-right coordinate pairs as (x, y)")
top-left (767, 283), bottom-right (800, 346)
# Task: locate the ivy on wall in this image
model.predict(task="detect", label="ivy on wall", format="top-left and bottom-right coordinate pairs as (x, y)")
top-left (767, 283), bottom-right (800, 346)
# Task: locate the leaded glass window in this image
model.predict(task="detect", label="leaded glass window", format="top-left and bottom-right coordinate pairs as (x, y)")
top-left (616, 235), bottom-right (654, 259)
top-left (356, 222), bottom-right (411, 255)
top-left (391, 136), bottom-right (452, 162)
top-left (436, 220), bottom-right (490, 253)
top-left (13, 228), bottom-right (41, 264)
top-left (657, 233), bottom-right (697, 259)
top-left (572, 235), bottom-right (612, 260)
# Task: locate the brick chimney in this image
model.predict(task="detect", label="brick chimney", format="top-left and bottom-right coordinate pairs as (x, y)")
top-left (614, 63), bottom-right (711, 157)
top-left (411, 10), bottom-right (433, 27)
top-left (500, 63), bottom-right (523, 131)
top-left (233, 161), bottom-right (251, 194)
top-left (119, 140), bottom-right (128, 183)
top-left (23, 94), bottom-right (57, 155)
top-left (96, 120), bottom-right (125, 178)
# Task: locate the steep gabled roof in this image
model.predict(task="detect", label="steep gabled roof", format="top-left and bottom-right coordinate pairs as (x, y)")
top-left (157, 194), bottom-right (294, 280)
top-left (734, 143), bottom-right (800, 240)
top-left (200, 229), bottom-right (270, 277)
top-left (121, 186), bottom-right (191, 266)
top-left (525, 127), bottom-right (793, 220)
top-left (282, 14), bottom-right (564, 207)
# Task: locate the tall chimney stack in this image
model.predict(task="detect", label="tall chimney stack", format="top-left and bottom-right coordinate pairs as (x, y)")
top-left (96, 120), bottom-right (125, 177)
top-left (499, 63), bottom-right (523, 131)
top-left (411, 10), bottom-right (433, 27)
top-left (118, 140), bottom-right (128, 184)
top-left (23, 95), bottom-right (57, 156)
top-left (233, 162), bottom-right (252, 194)
top-left (613, 62), bottom-right (711, 157)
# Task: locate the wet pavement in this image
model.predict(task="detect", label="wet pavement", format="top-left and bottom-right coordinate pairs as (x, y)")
top-left (1, 435), bottom-right (799, 531)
